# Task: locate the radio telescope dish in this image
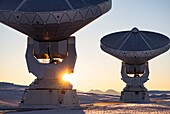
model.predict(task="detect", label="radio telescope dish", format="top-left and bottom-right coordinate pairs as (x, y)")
top-left (0, 0), bottom-right (111, 41)
top-left (100, 28), bottom-right (170, 102)
top-left (101, 27), bottom-right (170, 65)
top-left (0, 0), bottom-right (112, 108)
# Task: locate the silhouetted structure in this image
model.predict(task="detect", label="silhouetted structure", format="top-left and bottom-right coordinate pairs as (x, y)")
top-left (101, 27), bottom-right (170, 102)
top-left (0, 0), bottom-right (111, 108)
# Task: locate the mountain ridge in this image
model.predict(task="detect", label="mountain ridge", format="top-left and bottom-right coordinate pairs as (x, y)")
top-left (88, 89), bottom-right (120, 95)
top-left (0, 82), bottom-right (170, 94)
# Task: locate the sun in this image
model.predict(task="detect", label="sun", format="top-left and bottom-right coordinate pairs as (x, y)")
top-left (62, 73), bottom-right (73, 82)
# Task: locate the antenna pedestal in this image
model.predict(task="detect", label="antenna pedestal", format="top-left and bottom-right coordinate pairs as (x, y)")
top-left (19, 37), bottom-right (79, 108)
top-left (120, 62), bottom-right (150, 102)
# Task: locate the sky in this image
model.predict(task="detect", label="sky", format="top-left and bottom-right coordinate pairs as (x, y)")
top-left (0, 0), bottom-right (170, 92)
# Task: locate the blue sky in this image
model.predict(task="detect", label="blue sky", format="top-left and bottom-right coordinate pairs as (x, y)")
top-left (0, 0), bottom-right (170, 92)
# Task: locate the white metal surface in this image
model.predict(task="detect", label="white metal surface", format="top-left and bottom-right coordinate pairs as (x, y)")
top-left (120, 62), bottom-right (150, 102)
top-left (100, 28), bottom-right (170, 102)
top-left (20, 37), bottom-right (79, 108)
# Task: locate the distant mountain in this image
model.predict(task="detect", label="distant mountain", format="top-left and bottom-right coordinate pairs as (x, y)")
top-left (105, 89), bottom-right (119, 95)
top-left (0, 82), bottom-right (28, 90)
top-left (89, 89), bottom-right (104, 94)
top-left (89, 89), bottom-right (119, 95)
top-left (2, 82), bottom-right (169, 95)
top-left (149, 90), bottom-right (170, 94)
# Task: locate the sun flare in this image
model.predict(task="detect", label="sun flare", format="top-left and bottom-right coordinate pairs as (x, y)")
top-left (63, 73), bottom-right (73, 82)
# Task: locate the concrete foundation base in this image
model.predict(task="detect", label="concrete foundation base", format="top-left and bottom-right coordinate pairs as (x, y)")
top-left (120, 90), bottom-right (149, 102)
top-left (19, 89), bottom-right (80, 108)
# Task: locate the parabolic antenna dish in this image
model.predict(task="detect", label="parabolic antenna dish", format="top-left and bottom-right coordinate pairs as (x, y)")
top-left (0, 0), bottom-right (111, 41)
top-left (101, 27), bottom-right (170, 65)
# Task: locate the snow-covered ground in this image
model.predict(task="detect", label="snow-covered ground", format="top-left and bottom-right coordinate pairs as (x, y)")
top-left (0, 83), bottom-right (170, 114)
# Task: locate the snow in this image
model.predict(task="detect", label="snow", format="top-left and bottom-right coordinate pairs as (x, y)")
top-left (0, 83), bottom-right (170, 114)
top-left (3, 103), bottom-right (170, 114)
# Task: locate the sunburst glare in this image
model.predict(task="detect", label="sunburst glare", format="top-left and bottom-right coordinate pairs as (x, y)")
top-left (62, 73), bottom-right (74, 83)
